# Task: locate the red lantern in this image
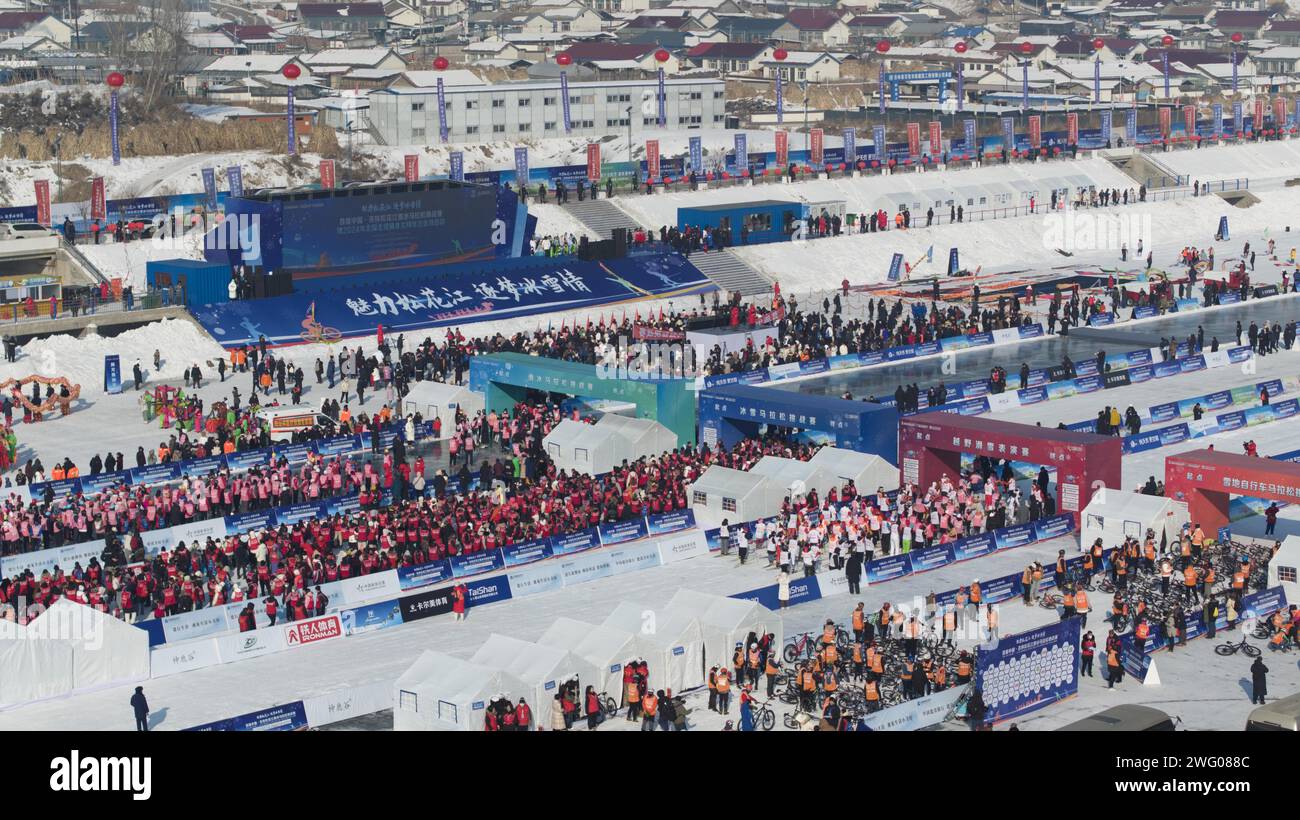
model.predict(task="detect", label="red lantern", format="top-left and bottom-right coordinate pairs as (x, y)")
top-left (857, 160), bottom-right (865, 169)
top-left (282, 63), bottom-right (301, 80)
top-left (839, 163), bottom-right (847, 171)
top-left (871, 160), bottom-right (880, 168)
top-left (1092, 37), bottom-right (1105, 51)
top-left (721, 171), bottom-right (730, 180)
top-left (773, 48), bottom-right (788, 61)
top-left (954, 41), bottom-right (968, 54)
top-left (654, 49), bottom-right (670, 63)
top-left (902, 158), bottom-right (911, 165)
top-left (1231, 32), bottom-right (1243, 43)
top-left (1019, 41), bottom-right (1033, 55)
top-left (1161, 35), bottom-right (1174, 48)
top-left (105, 71), bottom-right (124, 88)
top-left (663, 176), bottom-right (673, 185)
top-left (556, 53), bottom-right (572, 67)
top-left (875, 39), bottom-right (890, 54)
top-left (432, 56), bottom-right (449, 71)
top-left (705, 171), bottom-right (714, 181)
top-left (825, 163), bottom-right (833, 172)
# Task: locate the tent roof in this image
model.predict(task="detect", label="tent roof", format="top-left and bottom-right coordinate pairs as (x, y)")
top-left (689, 465), bottom-right (766, 497)
top-left (667, 588), bottom-right (762, 632)
top-left (603, 601), bottom-right (703, 647)
top-left (403, 380), bottom-right (475, 405)
top-left (544, 418), bottom-right (613, 448)
top-left (748, 455), bottom-right (826, 487)
top-left (395, 650), bottom-right (521, 704)
top-left (1082, 490), bottom-right (1182, 520)
top-left (471, 634), bottom-right (590, 686)
top-left (808, 446), bottom-right (888, 476)
top-left (595, 413), bottom-right (668, 442)
top-left (539, 617), bottom-right (639, 665)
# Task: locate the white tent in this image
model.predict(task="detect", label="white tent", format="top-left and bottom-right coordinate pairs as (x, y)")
top-left (26, 599), bottom-right (149, 693)
top-left (543, 419), bottom-right (621, 475)
top-left (0, 619), bottom-right (76, 708)
top-left (393, 650), bottom-right (528, 731)
top-left (602, 602), bottom-right (707, 693)
top-left (402, 381), bottom-right (484, 440)
top-left (1081, 491), bottom-right (1189, 552)
top-left (470, 634), bottom-right (603, 729)
top-left (595, 414), bottom-right (678, 463)
top-left (538, 617), bottom-right (642, 698)
top-left (1269, 536), bottom-right (1300, 605)
top-left (688, 465), bottom-right (784, 528)
top-left (809, 447), bottom-right (900, 495)
top-left (667, 589), bottom-right (783, 668)
top-left (748, 455), bottom-right (837, 500)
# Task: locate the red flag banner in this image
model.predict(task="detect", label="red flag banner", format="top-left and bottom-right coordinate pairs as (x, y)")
top-left (906, 122), bottom-right (921, 157)
top-left (34, 179), bottom-right (50, 226)
top-left (90, 177), bottom-right (106, 220)
top-left (586, 143), bottom-right (601, 181)
top-left (404, 154), bottom-right (419, 182)
top-left (928, 121), bottom-right (941, 154)
top-left (1067, 112), bottom-right (1079, 144)
top-left (1184, 104), bottom-right (1196, 136)
top-left (810, 128), bottom-right (824, 165)
top-left (320, 159), bottom-right (336, 188)
top-left (646, 139), bottom-right (660, 180)
top-left (1273, 97), bottom-right (1285, 128)
top-left (631, 325), bottom-right (687, 342)
top-left (1028, 115), bottom-right (1042, 148)
top-left (1254, 98), bottom-right (1264, 131)
top-left (775, 130), bottom-right (788, 168)
top-left (1159, 106), bottom-right (1171, 136)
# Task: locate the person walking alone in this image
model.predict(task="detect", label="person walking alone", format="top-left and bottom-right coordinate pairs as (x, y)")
top-left (130, 686), bottom-right (150, 731)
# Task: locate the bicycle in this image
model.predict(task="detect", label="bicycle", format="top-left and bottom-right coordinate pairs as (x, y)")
top-left (1215, 637), bottom-right (1261, 657)
top-left (1040, 591), bottom-right (1063, 609)
top-left (750, 698), bottom-right (777, 731)
top-left (597, 691), bottom-right (620, 717)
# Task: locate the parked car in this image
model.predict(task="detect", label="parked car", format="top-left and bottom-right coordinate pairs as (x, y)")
top-left (0, 223), bottom-right (55, 240)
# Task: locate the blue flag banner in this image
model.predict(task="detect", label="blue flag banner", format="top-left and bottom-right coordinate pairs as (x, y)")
top-left (689, 136), bottom-right (703, 175)
top-left (1100, 110), bottom-right (1112, 143)
top-left (1234, 101), bottom-right (1244, 134)
top-left (227, 166), bottom-right (243, 199)
top-left (1218, 216), bottom-right (1229, 240)
top-left (964, 119), bottom-right (976, 150)
top-left (514, 146), bottom-right (529, 188)
top-left (734, 133), bottom-right (748, 173)
top-left (887, 252), bottom-right (904, 281)
top-left (657, 67), bottom-right (666, 126)
top-left (1213, 103), bottom-right (1223, 135)
top-left (947, 247), bottom-right (960, 275)
top-left (110, 90), bottom-right (121, 166)
top-left (103, 354), bottom-right (121, 394)
top-left (449, 151), bottom-right (464, 182)
top-left (286, 87), bottom-right (296, 155)
top-left (436, 76), bottom-right (448, 142)
top-left (1001, 116), bottom-right (1014, 149)
top-left (775, 71), bottom-right (783, 123)
top-left (975, 618), bottom-right (1080, 724)
top-left (843, 127), bottom-right (856, 166)
top-left (1126, 107), bottom-right (1137, 142)
top-left (560, 71), bottom-right (571, 133)
top-left (873, 125), bottom-right (886, 157)
top-left (201, 167), bottom-right (217, 209)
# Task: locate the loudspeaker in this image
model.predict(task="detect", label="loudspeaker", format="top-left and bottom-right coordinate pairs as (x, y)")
top-left (578, 235), bottom-right (590, 260)
top-left (612, 227), bottom-right (628, 258)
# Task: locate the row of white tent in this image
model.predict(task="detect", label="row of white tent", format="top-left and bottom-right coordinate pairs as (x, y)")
top-left (543, 414), bottom-right (680, 476)
top-left (689, 447), bottom-right (899, 527)
top-left (394, 589), bottom-right (783, 731)
top-left (0, 599), bottom-right (150, 708)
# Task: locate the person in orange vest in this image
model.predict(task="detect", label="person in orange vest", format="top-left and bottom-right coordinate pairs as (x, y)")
top-left (706, 665), bottom-right (718, 713)
top-left (1183, 564), bottom-right (1200, 605)
top-left (1106, 643), bottom-right (1123, 689)
top-left (852, 602), bottom-right (866, 642)
top-left (955, 651), bottom-right (973, 684)
top-left (764, 652), bottom-right (781, 698)
top-left (626, 668), bottom-right (643, 721)
top-left (640, 689), bottom-right (659, 731)
top-left (1062, 587), bottom-right (1077, 621)
top-left (1021, 564), bottom-right (1034, 605)
top-left (1075, 587), bottom-right (1091, 629)
top-left (932, 660), bottom-right (947, 692)
top-left (715, 666), bottom-right (732, 714)
top-left (850, 641), bottom-right (864, 680)
top-left (863, 677), bottom-right (881, 712)
top-left (1134, 617), bottom-right (1151, 654)
top-left (798, 661), bottom-right (817, 712)
top-left (985, 603), bottom-right (999, 641)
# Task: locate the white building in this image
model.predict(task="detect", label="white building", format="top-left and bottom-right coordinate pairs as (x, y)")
top-left (369, 75), bottom-right (726, 144)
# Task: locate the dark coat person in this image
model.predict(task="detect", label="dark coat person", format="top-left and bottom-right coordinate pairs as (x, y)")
top-left (1251, 658), bottom-right (1268, 705)
top-left (130, 686), bottom-right (150, 731)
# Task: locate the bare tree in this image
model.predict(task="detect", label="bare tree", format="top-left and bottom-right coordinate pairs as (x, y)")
top-left (102, 0), bottom-right (192, 108)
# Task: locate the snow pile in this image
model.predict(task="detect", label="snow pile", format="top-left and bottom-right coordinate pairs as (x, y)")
top-left (0, 318), bottom-right (224, 396)
top-left (1153, 141), bottom-right (1300, 188)
top-left (527, 203), bottom-right (600, 239)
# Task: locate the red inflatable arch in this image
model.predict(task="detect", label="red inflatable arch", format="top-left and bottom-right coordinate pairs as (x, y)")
top-left (1165, 449), bottom-right (1300, 533)
top-left (899, 414), bottom-right (1121, 526)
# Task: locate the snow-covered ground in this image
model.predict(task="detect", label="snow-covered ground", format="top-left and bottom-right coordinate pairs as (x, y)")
top-left (1151, 141), bottom-right (1300, 189)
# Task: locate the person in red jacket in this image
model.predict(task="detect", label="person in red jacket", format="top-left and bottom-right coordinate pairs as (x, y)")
top-left (515, 698), bottom-right (531, 731)
top-left (452, 583), bottom-right (467, 621)
top-left (264, 595), bottom-right (278, 626)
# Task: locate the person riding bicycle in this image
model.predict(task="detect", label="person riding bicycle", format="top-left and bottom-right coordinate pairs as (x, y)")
top-left (820, 619), bottom-right (837, 649)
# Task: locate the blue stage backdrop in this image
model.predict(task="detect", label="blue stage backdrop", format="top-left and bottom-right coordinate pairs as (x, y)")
top-left (191, 251), bottom-right (714, 347)
top-left (206, 179), bottom-right (532, 282)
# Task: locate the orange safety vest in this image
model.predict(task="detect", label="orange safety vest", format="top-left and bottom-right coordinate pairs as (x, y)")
top-left (1136, 621), bottom-right (1150, 639)
top-left (766, 658), bottom-right (780, 676)
top-left (957, 660), bottom-right (971, 677)
top-left (971, 583), bottom-right (982, 604)
top-left (822, 625), bottom-right (836, 644)
top-left (716, 671), bottom-right (730, 694)
top-left (800, 670), bottom-right (815, 692)
top-left (1075, 591), bottom-right (1089, 612)
top-left (1184, 566), bottom-right (1197, 587)
top-left (943, 610), bottom-right (956, 630)
top-left (1063, 591), bottom-right (1076, 608)
top-left (987, 609), bottom-right (998, 628)
top-left (853, 609), bottom-right (865, 631)
top-left (864, 680), bottom-right (880, 701)
top-left (642, 694), bottom-right (658, 717)
top-left (1107, 648), bottom-right (1119, 667)
top-left (824, 643), bottom-right (839, 662)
